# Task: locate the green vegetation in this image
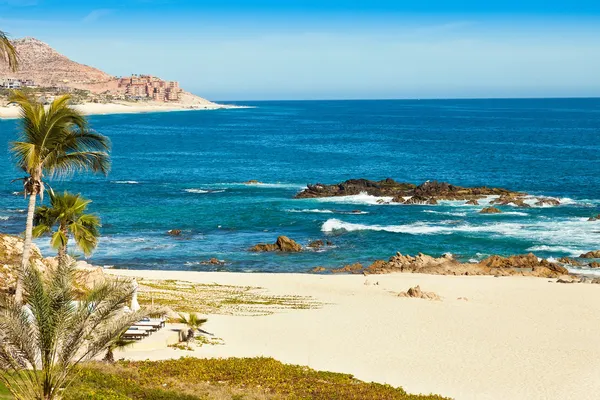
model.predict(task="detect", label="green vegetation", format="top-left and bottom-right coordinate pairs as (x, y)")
top-left (33, 190), bottom-right (101, 267)
top-left (0, 261), bottom-right (153, 400)
top-left (9, 90), bottom-right (110, 304)
top-left (138, 279), bottom-right (321, 316)
top-left (0, 357), bottom-right (447, 400)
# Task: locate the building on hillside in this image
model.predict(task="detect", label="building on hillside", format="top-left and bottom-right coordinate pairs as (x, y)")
top-left (117, 75), bottom-right (182, 102)
top-left (0, 78), bottom-right (36, 89)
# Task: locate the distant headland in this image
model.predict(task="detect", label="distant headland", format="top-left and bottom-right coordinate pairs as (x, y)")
top-left (0, 37), bottom-right (243, 118)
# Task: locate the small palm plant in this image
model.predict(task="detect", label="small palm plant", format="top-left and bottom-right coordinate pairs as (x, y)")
top-left (178, 313), bottom-right (208, 349)
top-left (102, 338), bottom-right (135, 363)
top-left (10, 91), bottom-right (110, 305)
top-left (33, 190), bottom-right (101, 268)
top-left (0, 261), bottom-right (153, 400)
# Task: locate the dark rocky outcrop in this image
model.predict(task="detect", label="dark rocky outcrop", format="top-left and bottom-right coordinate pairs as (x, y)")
top-left (465, 199), bottom-right (479, 205)
top-left (580, 251), bottom-right (600, 259)
top-left (480, 207), bottom-right (502, 214)
top-left (490, 194), bottom-right (532, 208)
top-left (249, 236), bottom-right (302, 252)
top-left (589, 214), bottom-right (600, 221)
top-left (535, 198), bottom-right (561, 207)
top-left (295, 179), bottom-right (519, 203)
top-left (589, 261), bottom-right (600, 268)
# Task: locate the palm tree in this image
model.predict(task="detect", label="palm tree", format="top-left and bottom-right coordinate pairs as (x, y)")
top-left (102, 338), bottom-right (135, 363)
top-left (33, 190), bottom-right (101, 268)
top-left (0, 29), bottom-right (18, 71)
top-left (10, 91), bottom-right (110, 304)
top-left (178, 312), bottom-right (208, 348)
top-left (0, 261), bottom-right (154, 400)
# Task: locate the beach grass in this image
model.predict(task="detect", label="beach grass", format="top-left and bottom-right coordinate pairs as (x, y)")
top-left (137, 279), bottom-right (322, 316)
top-left (13, 357), bottom-right (447, 399)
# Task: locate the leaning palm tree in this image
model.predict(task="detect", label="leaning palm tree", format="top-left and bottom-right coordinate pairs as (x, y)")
top-left (10, 91), bottom-right (110, 304)
top-left (0, 29), bottom-right (18, 71)
top-left (33, 190), bottom-right (101, 268)
top-left (0, 261), bottom-right (153, 400)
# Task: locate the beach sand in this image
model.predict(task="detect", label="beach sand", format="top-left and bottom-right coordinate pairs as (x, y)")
top-left (107, 270), bottom-right (600, 400)
top-left (0, 101), bottom-right (244, 119)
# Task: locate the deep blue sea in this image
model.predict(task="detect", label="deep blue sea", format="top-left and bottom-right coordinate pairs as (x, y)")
top-left (0, 99), bottom-right (599, 273)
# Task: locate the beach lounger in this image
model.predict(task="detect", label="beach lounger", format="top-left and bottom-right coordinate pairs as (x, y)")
top-left (122, 329), bottom-right (148, 340)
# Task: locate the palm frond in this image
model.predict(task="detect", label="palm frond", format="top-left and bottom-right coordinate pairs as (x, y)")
top-left (0, 30), bottom-right (18, 72)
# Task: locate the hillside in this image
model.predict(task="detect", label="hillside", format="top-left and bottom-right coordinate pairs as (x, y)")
top-left (0, 37), bottom-right (113, 86)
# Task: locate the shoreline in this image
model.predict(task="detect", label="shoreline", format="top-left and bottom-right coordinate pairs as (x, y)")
top-left (0, 101), bottom-right (251, 119)
top-left (107, 269), bottom-right (600, 400)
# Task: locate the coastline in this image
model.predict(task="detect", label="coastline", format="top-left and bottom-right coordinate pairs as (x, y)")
top-left (0, 101), bottom-right (250, 119)
top-left (108, 269), bottom-right (600, 400)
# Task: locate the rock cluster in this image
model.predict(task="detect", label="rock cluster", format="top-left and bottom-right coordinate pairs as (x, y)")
top-left (307, 240), bottom-right (333, 249)
top-left (200, 258), bottom-right (226, 266)
top-left (249, 236), bottom-right (302, 252)
top-left (580, 251), bottom-right (600, 259)
top-left (317, 252), bottom-right (569, 278)
top-left (398, 285), bottom-right (441, 301)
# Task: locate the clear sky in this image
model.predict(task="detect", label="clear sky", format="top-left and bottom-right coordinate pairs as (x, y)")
top-left (1, 0), bottom-right (600, 100)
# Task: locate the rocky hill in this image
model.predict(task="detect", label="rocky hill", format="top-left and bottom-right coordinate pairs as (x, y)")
top-left (0, 37), bottom-right (113, 87)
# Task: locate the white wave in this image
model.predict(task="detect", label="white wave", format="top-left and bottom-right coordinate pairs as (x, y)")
top-left (113, 180), bottom-right (139, 184)
top-left (0, 216), bottom-right (9, 221)
top-left (244, 183), bottom-right (307, 189)
top-left (286, 209), bottom-right (334, 214)
top-left (567, 267), bottom-right (600, 276)
top-left (314, 192), bottom-right (395, 206)
top-left (423, 210), bottom-right (467, 217)
top-left (526, 245), bottom-right (585, 257)
top-left (321, 216), bottom-right (599, 251)
top-left (499, 211), bottom-right (529, 216)
top-left (184, 189), bottom-right (226, 194)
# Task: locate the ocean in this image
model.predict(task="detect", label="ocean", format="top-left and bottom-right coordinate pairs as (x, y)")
top-left (0, 99), bottom-right (599, 273)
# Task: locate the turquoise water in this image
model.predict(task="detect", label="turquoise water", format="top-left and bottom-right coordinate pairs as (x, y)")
top-left (0, 99), bottom-right (599, 272)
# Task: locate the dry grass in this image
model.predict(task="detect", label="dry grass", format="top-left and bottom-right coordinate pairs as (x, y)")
top-left (136, 279), bottom-right (322, 316)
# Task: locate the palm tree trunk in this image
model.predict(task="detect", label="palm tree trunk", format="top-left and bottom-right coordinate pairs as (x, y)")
top-left (15, 193), bottom-right (36, 305)
top-left (58, 225), bottom-right (68, 268)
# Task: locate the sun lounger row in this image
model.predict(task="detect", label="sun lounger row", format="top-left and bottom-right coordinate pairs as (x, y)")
top-left (121, 317), bottom-right (166, 341)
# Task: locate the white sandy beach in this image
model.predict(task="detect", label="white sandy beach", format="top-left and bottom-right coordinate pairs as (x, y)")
top-left (0, 101), bottom-right (245, 119)
top-left (107, 270), bottom-right (600, 400)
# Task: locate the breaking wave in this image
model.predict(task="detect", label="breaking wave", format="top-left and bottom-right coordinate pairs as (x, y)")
top-left (423, 210), bottom-right (467, 217)
top-left (184, 189), bottom-right (226, 194)
top-left (314, 192), bottom-right (395, 206)
top-left (112, 181), bottom-right (140, 184)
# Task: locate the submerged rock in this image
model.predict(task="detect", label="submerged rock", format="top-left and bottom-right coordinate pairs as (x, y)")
top-left (589, 214), bottom-right (600, 221)
top-left (309, 266), bottom-right (327, 273)
top-left (250, 236), bottom-right (302, 252)
top-left (535, 198), bottom-right (561, 207)
top-left (167, 229), bottom-right (182, 236)
top-left (244, 180), bottom-right (262, 185)
top-left (200, 258), bottom-right (226, 266)
top-left (465, 199), bottom-right (479, 205)
top-left (480, 206), bottom-right (502, 214)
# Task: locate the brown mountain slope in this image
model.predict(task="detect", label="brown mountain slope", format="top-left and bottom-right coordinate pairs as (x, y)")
top-left (0, 37), bottom-right (114, 86)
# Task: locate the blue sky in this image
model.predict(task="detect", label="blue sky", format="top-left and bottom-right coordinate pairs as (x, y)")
top-left (1, 0), bottom-right (600, 100)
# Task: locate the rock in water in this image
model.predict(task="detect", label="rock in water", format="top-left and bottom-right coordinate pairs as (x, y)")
top-left (245, 180), bottom-right (262, 185)
top-left (558, 257), bottom-right (582, 266)
top-left (294, 178), bottom-right (519, 203)
top-left (250, 236), bottom-right (302, 252)
top-left (465, 199), bottom-right (479, 205)
top-left (200, 258), bottom-right (226, 265)
top-left (167, 229), bottom-right (182, 236)
top-left (580, 251), bottom-right (600, 259)
top-left (398, 285), bottom-right (441, 301)
top-left (588, 214), bottom-right (600, 221)
top-left (480, 207), bottom-right (502, 214)
top-left (309, 266), bottom-right (327, 273)
top-left (308, 240), bottom-right (325, 249)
